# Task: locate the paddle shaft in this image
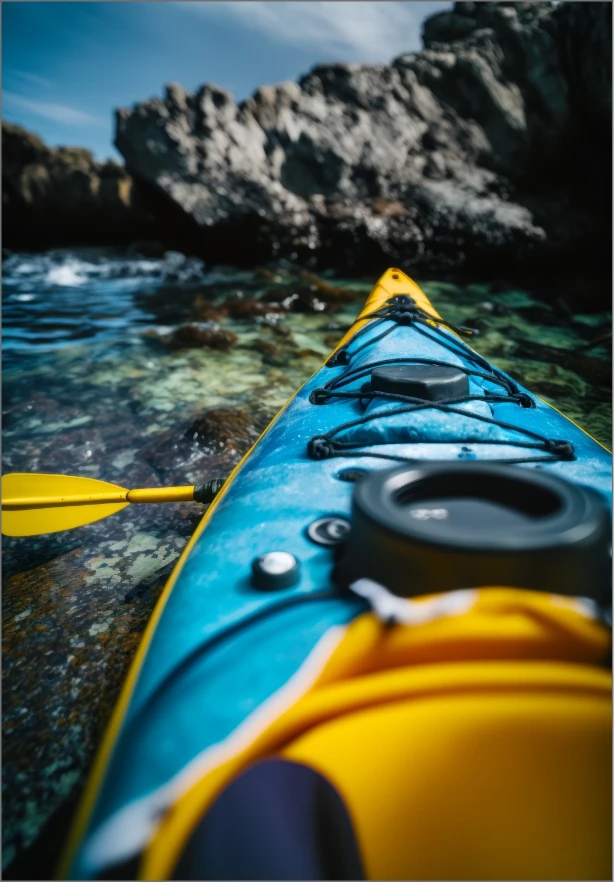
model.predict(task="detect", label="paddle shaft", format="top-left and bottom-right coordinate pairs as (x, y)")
top-left (1, 474), bottom-right (226, 535)
top-left (3, 486), bottom-right (196, 508)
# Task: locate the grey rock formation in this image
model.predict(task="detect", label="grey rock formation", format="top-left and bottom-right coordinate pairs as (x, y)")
top-left (3, 2), bottom-right (610, 278)
top-left (113, 1), bottom-right (611, 275)
top-left (1, 122), bottom-right (178, 250)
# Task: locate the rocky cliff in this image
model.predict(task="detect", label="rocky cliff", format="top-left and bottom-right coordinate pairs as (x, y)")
top-left (3, 2), bottom-right (611, 278)
top-left (1, 123), bottom-right (185, 250)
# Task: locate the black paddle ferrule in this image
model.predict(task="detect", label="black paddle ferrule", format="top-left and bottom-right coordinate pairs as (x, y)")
top-left (193, 479), bottom-right (225, 504)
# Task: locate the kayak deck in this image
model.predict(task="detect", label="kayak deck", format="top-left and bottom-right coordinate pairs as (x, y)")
top-left (65, 268), bottom-right (612, 879)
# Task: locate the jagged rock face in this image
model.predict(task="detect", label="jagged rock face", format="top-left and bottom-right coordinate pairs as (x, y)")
top-left (411, 3), bottom-right (570, 178)
top-left (1, 122), bottom-right (172, 249)
top-left (112, 1), bottom-right (611, 275)
top-left (3, 2), bottom-right (611, 276)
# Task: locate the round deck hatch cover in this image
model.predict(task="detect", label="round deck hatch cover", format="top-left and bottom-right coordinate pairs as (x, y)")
top-left (368, 364), bottom-right (470, 401)
top-left (336, 463), bottom-right (611, 603)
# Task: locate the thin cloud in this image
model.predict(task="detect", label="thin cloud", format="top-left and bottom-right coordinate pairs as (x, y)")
top-left (2, 92), bottom-right (103, 125)
top-left (5, 69), bottom-right (53, 90)
top-left (178, 1), bottom-right (444, 62)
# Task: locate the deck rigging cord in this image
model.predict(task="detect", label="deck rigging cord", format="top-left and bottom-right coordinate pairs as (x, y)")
top-left (307, 295), bottom-right (575, 466)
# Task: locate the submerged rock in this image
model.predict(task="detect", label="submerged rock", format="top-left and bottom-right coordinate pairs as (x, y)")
top-left (186, 407), bottom-right (263, 451)
top-left (264, 286), bottom-right (328, 313)
top-left (297, 270), bottom-right (358, 303)
top-left (225, 296), bottom-right (284, 319)
top-left (252, 339), bottom-right (279, 357)
top-left (169, 323), bottom-right (238, 350)
top-left (138, 407), bottom-right (271, 484)
top-left (190, 295), bottom-right (229, 322)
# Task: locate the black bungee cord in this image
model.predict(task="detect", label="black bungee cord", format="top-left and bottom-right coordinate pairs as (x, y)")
top-left (307, 295), bottom-right (575, 466)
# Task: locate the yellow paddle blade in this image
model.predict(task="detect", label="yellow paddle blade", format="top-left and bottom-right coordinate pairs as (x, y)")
top-left (1, 473), bottom-right (129, 537)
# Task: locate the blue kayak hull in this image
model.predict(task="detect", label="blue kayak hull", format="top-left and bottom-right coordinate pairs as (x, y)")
top-left (65, 268), bottom-right (611, 878)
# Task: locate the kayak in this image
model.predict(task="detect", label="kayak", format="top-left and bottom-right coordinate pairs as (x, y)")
top-left (62, 268), bottom-right (612, 880)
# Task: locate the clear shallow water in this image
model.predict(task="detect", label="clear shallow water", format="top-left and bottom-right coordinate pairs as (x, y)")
top-left (1, 248), bottom-right (611, 872)
top-left (2, 249), bottom-right (213, 370)
top-left (3, 248), bottom-right (612, 447)
top-left (2, 250), bottom-right (373, 461)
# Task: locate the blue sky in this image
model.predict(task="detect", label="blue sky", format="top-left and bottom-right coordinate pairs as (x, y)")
top-left (2, 1), bottom-right (450, 161)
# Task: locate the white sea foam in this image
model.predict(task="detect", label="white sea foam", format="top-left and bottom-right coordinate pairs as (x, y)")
top-left (45, 262), bottom-right (90, 287)
top-left (2, 248), bottom-right (208, 289)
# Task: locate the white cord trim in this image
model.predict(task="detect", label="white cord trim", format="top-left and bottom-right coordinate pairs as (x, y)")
top-left (350, 578), bottom-right (477, 624)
